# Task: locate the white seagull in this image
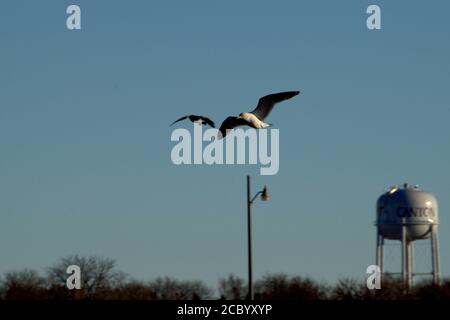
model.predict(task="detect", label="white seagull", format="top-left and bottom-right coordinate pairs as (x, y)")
top-left (218, 91), bottom-right (300, 138)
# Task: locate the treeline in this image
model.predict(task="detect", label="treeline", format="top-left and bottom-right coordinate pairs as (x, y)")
top-left (1, 255), bottom-right (449, 300)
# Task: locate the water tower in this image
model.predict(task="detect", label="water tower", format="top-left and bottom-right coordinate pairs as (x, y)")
top-left (375, 183), bottom-right (440, 288)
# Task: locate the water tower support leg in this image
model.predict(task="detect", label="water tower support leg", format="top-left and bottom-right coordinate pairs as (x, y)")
top-left (431, 224), bottom-right (440, 285)
top-left (380, 236), bottom-right (384, 274)
top-left (409, 242), bottom-right (414, 288)
top-left (376, 232), bottom-right (384, 282)
top-left (401, 220), bottom-right (408, 289)
top-left (406, 241), bottom-right (413, 289)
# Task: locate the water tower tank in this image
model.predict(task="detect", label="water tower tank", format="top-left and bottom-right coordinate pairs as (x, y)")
top-left (376, 183), bottom-right (438, 240)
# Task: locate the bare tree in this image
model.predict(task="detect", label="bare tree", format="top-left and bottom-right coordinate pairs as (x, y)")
top-left (0, 269), bottom-right (47, 300)
top-left (47, 255), bottom-right (125, 298)
top-left (414, 278), bottom-right (450, 300)
top-left (331, 278), bottom-right (366, 300)
top-left (255, 273), bottom-right (327, 300)
top-left (218, 274), bottom-right (246, 300)
top-left (106, 280), bottom-right (158, 300)
top-left (148, 276), bottom-right (213, 300)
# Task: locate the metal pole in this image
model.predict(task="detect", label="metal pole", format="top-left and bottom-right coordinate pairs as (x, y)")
top-left (406, 241), bottom-right (413, 289)
top-left (376, 231), bottom-right (384, 283)
top-left (401, 218), bottom-right (408, 289)
top-left (380, 236), bottom-right (384, 279)
top-left (409, 241), bottom-right (414, 288)
top-left (431, 224), bottom-right (440, 285)
top-left (247, 175), bottom-right (253, 300)
top-left (376, 230), bottom-right (380, 269)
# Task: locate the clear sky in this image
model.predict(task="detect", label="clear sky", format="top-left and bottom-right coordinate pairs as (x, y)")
top-left (1, 0), bottom-right (449, 289)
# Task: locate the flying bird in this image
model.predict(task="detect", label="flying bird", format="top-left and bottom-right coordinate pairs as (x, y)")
top-left (170, 115), bottom-right (215, 128)
top-left (218, 91), bottom-right (300, 138)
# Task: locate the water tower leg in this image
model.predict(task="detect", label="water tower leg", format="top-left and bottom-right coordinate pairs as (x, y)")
top-left (406, 241), bottom-right (413, 289)
top-left (401, 219), bottom-right (408, 289)
top-left (376, 231), bottom-right (384, 282)
top-left (409, 241), bottom-right (414, 287)
top-left (380, 236), bottom-right (384, 274)
top-left (431, 224), bottom-right (440, 285)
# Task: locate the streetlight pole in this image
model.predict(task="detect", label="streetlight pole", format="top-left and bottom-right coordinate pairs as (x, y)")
top-left (246, 175), bottom-right (270, 301)
top-left (247, 175), bottom-right (253, 300)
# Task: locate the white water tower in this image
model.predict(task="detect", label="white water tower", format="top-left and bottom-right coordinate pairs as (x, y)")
top-left (375, 183), bottom-right (440, 288)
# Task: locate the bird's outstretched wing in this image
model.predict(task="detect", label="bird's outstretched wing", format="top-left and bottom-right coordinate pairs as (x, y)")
top-left (171, 115), bottom-right (215, 128)
top-left (250, 91), bottom-right (300, 120)
top-left (218, 116), bottom-right (252, 138)
top-left (200, 116), bottom-right (215, 128)
top-left (170, 115), bottom-right (189, 126)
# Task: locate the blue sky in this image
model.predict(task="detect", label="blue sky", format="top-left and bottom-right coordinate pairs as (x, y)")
top-left (1, 0), bottom-right (449, 289)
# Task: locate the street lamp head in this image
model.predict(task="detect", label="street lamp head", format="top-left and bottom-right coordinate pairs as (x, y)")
top-left (261, 186), bottom-right (270, 201)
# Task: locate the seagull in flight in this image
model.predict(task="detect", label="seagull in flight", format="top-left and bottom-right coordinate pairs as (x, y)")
top-left (218, 91), bottom-right (300, 138)
top-left (170, 115), bottom-right (215, 128)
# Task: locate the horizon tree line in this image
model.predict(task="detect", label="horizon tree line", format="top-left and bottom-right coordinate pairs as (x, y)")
top-left (1, 255), bottom-right (449, 300)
